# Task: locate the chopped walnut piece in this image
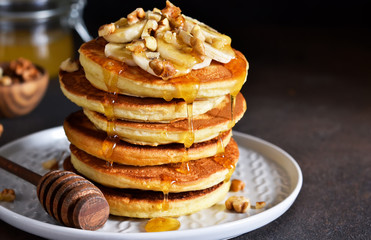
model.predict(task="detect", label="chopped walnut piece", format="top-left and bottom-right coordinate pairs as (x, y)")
top-left (0, 76), bottom-right (12, 86)
top-left (156, 18), bottom-right (171, 34)
top-left (161, 1), bottom-right (185, 28)
top-left (98, 23), bottom-right (116, 37)
top-left (255, 201), bottom-right (266, 209)
top-left (225, 196), bottom-right (250, 213)
top-left (126, 40), bottom-right (146, 54)
top-left (10, 58), bottom-right (31, 76)
top-left (22, 67), bottom-right (39, 81)
top-left (60, 58), bottom-right (79, 72)
top-left (127, 8), bottom-right (146, 24)
top-left (143, 36), bottom-right (157, 51)
top-left (0, 188), bottom-right (16, 202)
top-left (230, 179), bottom-right (245, 192)
top-left (163, 31), bottom-right (175, 43)
top-left (141, 19), bottom-right (158, 38)
top-left (42, 158), bottom-right (59, 170)
top-left (149, 58), bottom-right (177, 79)
top-left (7, 58), bottom-right (41, 82)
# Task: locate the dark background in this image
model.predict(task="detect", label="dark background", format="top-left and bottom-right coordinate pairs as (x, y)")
top-left (1, 0), bottom-right (370, 239)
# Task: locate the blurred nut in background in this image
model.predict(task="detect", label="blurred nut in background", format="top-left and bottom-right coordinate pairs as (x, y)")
top-left (0, 58), bottom-right (49, 118)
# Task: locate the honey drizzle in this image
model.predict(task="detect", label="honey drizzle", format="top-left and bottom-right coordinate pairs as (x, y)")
top-left (159, 174), bottom-right (176, 211)
top-left (145, 217), bottom-right (180, 232)
top-left (219, 70), bottom-right (246, 180)
top-left (175, 147), bottom-right (190, 174)
top-left (174, 76), bottom-right (200, 174)
top-left (229, 71), bottom-right (247, 128)
top-left (183, 102), bottom-right (195, 148)
top-left (156, 75), bottom-right (201, 215)
top-left (101, 61), bottom-right (121, 166)
top-left (227, 94), bottom-right (237, 129)
top-left (213, 132), bottom-right (235, 182)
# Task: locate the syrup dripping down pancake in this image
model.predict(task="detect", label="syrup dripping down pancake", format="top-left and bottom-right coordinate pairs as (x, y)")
top-left (64, 111), bottom-right (233, 166)
top-left (68, 138), bottom-right (239, 192)
top-left (83, 92), bottom-right (246, 146)
top-left (64, 156), bottom-right (230, 218)
top-left (59, 67), bottom-right (226, 123)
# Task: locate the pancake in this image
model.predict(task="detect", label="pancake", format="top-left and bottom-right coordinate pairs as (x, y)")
top-left (64, 111), bottom-right (232, 166)
top-left (64, 156), bottom-right (230, 218)
top-left (59, 66), bottom-right (225, 122)
top-left (103, 181), bottom-right (229, 218)
top-left (79, 37), bottom-right (248, 101)
top-left (69, 138), bottom-right (238, 192)
top-left (83, 92), bottom-right (246, 146)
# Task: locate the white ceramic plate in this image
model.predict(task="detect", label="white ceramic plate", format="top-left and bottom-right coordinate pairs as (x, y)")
top-left (0, 127), bottom-right (302, 240)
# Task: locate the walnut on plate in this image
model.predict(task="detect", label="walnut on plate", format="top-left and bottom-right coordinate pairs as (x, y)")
top-left (0, 188), bottom-right (16, 202)
top-left (255, 201), bottom-right (266, 209)
top-left (230, 179), bottom-right (245, 192)
top-left (225, 196), bottom-right (250, 213)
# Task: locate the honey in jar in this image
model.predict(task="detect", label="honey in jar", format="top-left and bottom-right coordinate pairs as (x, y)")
top-left (0, 0), bottom-right (91, 78)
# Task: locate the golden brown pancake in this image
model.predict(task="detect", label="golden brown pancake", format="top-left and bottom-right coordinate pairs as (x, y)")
top-left (64, 156), bottom-right (230, 218)
top-left (69, 138), bottom-right (238, 192)
top-left (103, 181), bottom-right (230, 218)
top-left (79, 38), bottom-right (248, 101)
top-left (83, 92), bottom-right (246, 146)
top-left (59, 67), bottom-right (226, 122)
top-left (64, 111), bottom-right (233, 166)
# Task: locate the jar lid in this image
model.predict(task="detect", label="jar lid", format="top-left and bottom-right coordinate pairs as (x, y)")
top-left (0, 0), bottom-right (73, 21)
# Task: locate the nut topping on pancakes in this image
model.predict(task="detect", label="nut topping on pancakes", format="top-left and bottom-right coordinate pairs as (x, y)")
top-left (99, 1), bottom-right (235, 79)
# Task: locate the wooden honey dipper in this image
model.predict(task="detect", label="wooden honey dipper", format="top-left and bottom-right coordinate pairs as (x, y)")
top-left (0, 155), bottom-right (109, 230)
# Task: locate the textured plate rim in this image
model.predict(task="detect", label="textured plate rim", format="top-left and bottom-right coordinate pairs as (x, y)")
top-left (0, 127), bottom-right (303, 240)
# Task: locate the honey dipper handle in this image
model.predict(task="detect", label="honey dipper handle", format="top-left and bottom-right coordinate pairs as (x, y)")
top-left (0, 156), bottom-right (41, 186)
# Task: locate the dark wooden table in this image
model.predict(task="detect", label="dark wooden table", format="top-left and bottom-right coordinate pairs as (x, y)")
top-left (0, 24), bottom-right (370, 239)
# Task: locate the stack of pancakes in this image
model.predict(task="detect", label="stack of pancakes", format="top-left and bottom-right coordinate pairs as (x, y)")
top-left (59, 24), bottom-right (248, 219)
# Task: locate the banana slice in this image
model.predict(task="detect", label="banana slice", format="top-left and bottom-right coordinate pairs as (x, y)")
top-left (204, 43), bottom-right (234, 64)
top-left (180, 18), bottom-right (234, 64)
top-left (184, 16), bottom-right (232, 49)
top-left (192, 57), bottom-right (212, 70)
top-left (132, 52), bottom-right (157, 76)
top-left (178, 29), bottom-right (193, 45)
top-left (156, 37), bottom-right (198, 68)
top-left (104, 43), bottom-right (136, 66)
top-left (101, 19), bottom-right (147, 43)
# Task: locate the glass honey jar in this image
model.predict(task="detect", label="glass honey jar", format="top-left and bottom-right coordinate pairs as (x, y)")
top-left (0, 0), bottom-right (91, 78)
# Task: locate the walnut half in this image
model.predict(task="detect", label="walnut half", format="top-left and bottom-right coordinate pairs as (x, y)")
top-left (255, 201), bottom-right (266, 209)
top-left (225, 196), bottom-right (250, 213)
top-left (161, 0), bottom-right (185, 28)
top-left (127, 8), bottom-right (146, 25)
top-left (230, 179), bottom-right (245, 192)
top-left (0, 188), bottom-right (16, 202)
top-left (149, 58), bottom-right (177, 79)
